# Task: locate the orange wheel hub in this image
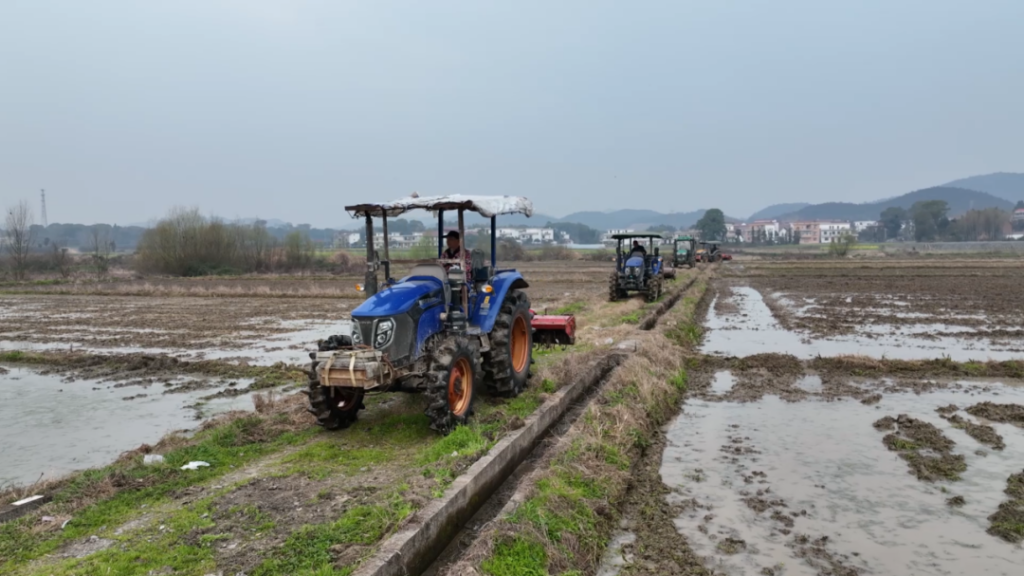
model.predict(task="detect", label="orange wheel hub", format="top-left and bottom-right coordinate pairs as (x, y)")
top-left (448, 357), bottom-right (472, 416)
top-left (511, 315), bottom-right (529, 373)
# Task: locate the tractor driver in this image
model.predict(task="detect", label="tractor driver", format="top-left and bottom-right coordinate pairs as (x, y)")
top-left (443, 231), bottom-right (472, 282)
top-left (629, 240), bottom-right (647, 258)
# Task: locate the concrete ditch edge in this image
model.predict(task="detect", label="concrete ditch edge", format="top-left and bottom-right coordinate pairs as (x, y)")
top-left (353, 353), bottom-right (623, 576)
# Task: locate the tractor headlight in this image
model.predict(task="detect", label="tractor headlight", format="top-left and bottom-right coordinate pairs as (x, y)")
top-left (374, 319), bottom-right (395, 349)
top-left (349, 319), bottom-right (363, 345)
top-left (627, 266), bottom-right (640, 277)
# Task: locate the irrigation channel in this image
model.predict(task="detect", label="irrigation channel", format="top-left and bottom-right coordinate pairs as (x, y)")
top-left (351, 274), bottom-right (701, 576)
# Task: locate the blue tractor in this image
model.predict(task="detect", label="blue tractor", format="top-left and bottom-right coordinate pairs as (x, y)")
top-left (608, 233), bottom-right (665, 302)
top-left (306, 196), bottom-right (536, 434)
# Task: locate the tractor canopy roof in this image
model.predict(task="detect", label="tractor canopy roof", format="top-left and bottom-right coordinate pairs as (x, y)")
top-left (610, 233), bottom-right (663, 240)
top-left (345, 194), bottom-right (533, 219)
top-left (675, 236), bottom-right (694, 241)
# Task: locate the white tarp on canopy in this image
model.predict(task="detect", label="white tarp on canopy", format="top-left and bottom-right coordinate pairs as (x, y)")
top-left (345, 195), bottom-right (533, 219)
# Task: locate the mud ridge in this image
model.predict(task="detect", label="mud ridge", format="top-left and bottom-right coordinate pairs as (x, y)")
top-left (875, 414), bottom-right (966, 482)
top-left (638, 275), bottom-right (697, 331)
top-left (987, 470), bottom-right (1024, 543)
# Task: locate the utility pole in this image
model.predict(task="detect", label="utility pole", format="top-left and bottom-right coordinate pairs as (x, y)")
top-left (40, 189), bottom-right (48, 227)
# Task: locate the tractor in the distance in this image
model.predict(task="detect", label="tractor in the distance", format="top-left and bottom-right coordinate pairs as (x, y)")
top-left (305, 195), bottom-right (571, 435)
top-left (608, 233), bottom-right (665, 302)
top-left (698, 241), bottom-right (722, 263)
top-left (672, 236), bottom-right (697, 269)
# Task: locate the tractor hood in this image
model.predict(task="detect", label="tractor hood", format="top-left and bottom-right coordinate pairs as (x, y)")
top-left (352, 280), bottom-right (442, 317)
top-left (625, 256), bottom-right (645, 267)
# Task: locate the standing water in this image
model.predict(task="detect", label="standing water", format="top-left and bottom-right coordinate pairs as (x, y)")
top-left (0, 367), bottom-right (265, 487)
top-left (701, 286), bottom-right (1024, 361)
top-left (662, 380), bottom-right (1024, 575)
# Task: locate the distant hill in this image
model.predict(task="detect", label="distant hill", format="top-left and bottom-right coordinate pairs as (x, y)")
top-left (747, 203), bottom-right (811, 221)
top-left (776, 187), bottom-right (1012, 222)
top-left (942, 172), bottom-right (1024, 203)
top-left (551, 209), bottom-right (736, 230)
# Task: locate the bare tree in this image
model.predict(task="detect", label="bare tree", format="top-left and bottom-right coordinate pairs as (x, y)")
top-left (51, 243), bottom-right (73, 279)
top-left (4, 201), bottom-right (35, 280)
top-left (89, 226), bottom-right (112, 277)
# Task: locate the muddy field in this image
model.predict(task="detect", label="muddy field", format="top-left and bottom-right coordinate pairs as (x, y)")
top-left (4, 257), bottom-right (1024, 576)
top-left (621, 259), bottom-right (1024, 576)
top-left (0, 261), bottom-right (620, 490)
top-left (0, 261), bottom-right (608, 363)
top-left (704, 260), bottom-right (1024, 360)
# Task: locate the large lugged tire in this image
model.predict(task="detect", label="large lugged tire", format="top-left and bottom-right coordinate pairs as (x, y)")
top-left (483, 289), bottom-right (533, 397)
top-left (304, 336), bottom-right (364, 430)
top-left (608, 271), bottom-right (624, 301)
top-left (646, 276), bottom-right (662, 303)
top-left (425, 336), bottom-right (480, 434)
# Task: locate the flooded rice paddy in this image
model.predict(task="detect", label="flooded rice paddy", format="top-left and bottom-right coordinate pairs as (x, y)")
top-left (702, 286), bottom-right (1024, 361)
top-left (0, 367), bottom-right (268, 487)
top-left (663, 375), bottom-right (1024, 575)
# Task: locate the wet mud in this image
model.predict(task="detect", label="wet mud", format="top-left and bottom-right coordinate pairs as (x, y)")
top-left (877, 414), bottom-right (967, 481)
top-left (661, 379), bottom-right (1024, 575)
top-left (987, 471), bottom-right (1024, 543)
top-left (965, 402), bottom-right (1024, 426)
top-left (702, 268), bottom-right (1024, 361)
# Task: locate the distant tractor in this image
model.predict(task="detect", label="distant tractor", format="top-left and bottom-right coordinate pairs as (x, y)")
top-left (304, 195), bottom-right (572, 435)
top-left (608, 233), bottom-right (665, 302)
top-left (672, 236), bottom-right (697, 269)
top-left (698, 241), bottom-right (722, 263)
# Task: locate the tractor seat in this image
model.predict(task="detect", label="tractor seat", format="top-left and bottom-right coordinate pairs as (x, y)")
top-left (403, 264), bottom-right (451, 305)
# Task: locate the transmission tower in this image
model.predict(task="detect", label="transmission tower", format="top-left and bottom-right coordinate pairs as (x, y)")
top-left (40, 189), bottom-right (48, 227)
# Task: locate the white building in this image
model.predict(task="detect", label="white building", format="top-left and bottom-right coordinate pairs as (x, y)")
top-left (852, 220), bottom-right (878, 233)
top-left (819, 221), bottom-right (853, 243)
top-left (335, 231), bottom-right (361, 248)
top-left (601, 229), bottom-right (635, 242)
top-left (495, 227), bottom-right (556, 243)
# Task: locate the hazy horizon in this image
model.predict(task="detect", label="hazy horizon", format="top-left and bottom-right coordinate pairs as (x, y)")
top-left (3, 1), bottom-right (1023, 227)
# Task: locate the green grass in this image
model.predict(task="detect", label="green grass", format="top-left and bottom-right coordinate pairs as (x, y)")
top-left (0, 350), bottom-right (28, 362)
top-left (620, 311), bottom-right (641, 324)
top-left (669, 369), bottom-right (688, 391)
top-left (507, 469), bottom-right (611, 565)
top-left (252, 496), bottom-right (413, 576)
top-left (667, 320), bottom-right (703, 347)
top-left (554, 301), bottom-right (586, 315)
top-left (0, 415), bottom-right (314, 570)
top-left (22, 497), bottom-right (222, 576)
top-left (481, 537), bottom-right (549, 576)
top-left (281, 442), bottom-right (391, 480)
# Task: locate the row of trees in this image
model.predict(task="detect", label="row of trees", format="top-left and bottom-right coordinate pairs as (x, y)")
top-left (873, 200), bottom-right (1019, 242)
top-left (135, 208), bottom-right (334, 275)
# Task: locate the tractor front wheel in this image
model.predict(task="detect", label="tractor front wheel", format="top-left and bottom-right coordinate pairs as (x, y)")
top-left (305, 335), bottom-right (364, 430)
top-left (425, 336), bottom-right (480, 434)
top-left (608, 272), bottom-right (625, 301)
top-left (646, 276), bottom-right (662, 303)
top-left (483, 289), bottom-right (533, 397)
top-left (306, 365), bottom-right (364, 430)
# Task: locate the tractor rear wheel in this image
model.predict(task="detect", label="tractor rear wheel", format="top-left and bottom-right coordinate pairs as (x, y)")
top-left (608, 271), bottom-right (625, 301)
top-left (425, 336), bottom-right (480, 434)
top-left (483, 289), bottom-right (533, 397)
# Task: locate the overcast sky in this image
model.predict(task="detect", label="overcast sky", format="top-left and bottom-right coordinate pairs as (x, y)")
top-left (2, 1), bottom-right (1022, 227)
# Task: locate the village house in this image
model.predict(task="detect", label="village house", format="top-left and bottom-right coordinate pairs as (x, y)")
top-left (819, 221), bottom-right (852, 243)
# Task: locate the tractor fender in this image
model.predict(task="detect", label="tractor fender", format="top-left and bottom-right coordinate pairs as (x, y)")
top-left (414, 303), bottom-right (445, 356)
top-left (475, 271), bottom-right (529, 333)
